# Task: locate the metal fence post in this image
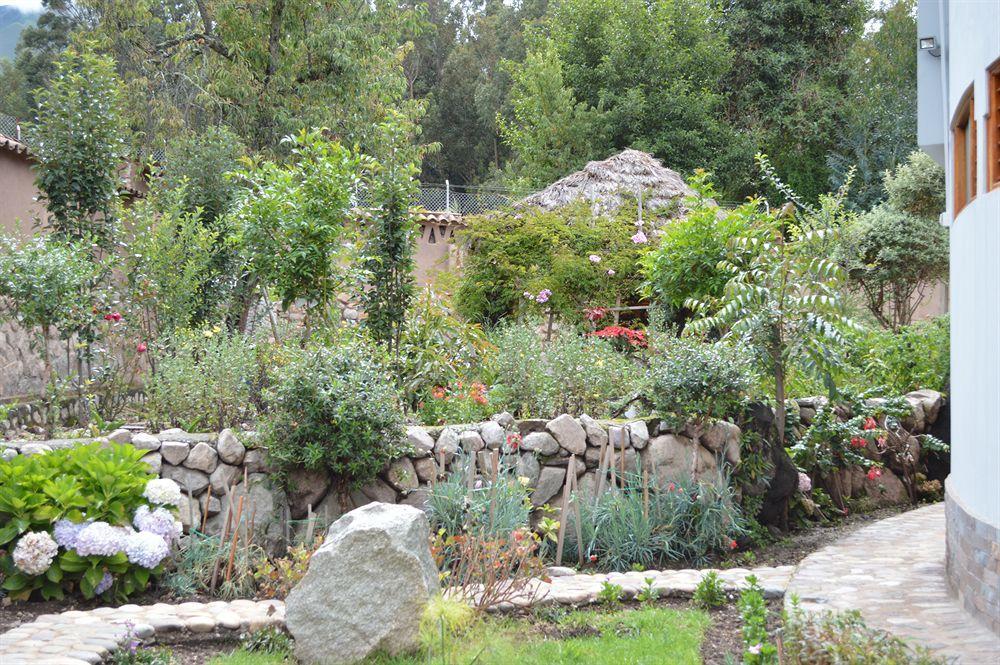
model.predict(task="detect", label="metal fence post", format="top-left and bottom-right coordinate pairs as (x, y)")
top-left (445, 180), bottom-right (451, 212)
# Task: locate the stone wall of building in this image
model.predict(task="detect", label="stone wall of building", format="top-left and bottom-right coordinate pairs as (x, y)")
top-left (945, 484), bottom-right (1000, 635)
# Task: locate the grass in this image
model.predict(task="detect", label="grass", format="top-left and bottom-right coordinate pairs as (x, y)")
top-left (205, 607), bottom-right (709, 665)
top-left (368, 606), bottom-right (709, 665)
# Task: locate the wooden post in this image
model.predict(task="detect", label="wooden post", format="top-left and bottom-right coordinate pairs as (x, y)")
top-left (594, 434), bottom-right (609, 504)
top-left (201, 486), bottom-right (212, 533)
top-left (305, 503), bottom-right (314, 544)
top-left (619, 427), bottom-right (627, 483)
top-left (570, 470), bottom-right (585, 567)
top-left (225, 495), bottom-right (245, 583)
top-left (554, 457), bottom-right (577, 566)
top-left (642, 466), bottom-right (650, 520)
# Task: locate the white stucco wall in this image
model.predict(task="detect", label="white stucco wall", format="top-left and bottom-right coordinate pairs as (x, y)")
top-left (920, 0), bottom-right (1000, 529)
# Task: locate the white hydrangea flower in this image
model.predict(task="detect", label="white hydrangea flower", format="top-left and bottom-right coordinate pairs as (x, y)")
top-left (12, 531), bottom-right (58, 576)
top-left (53, 519), bottom-right (91, 549)
top-left (124, 531), bottom-right (170, 569)
top-left (74, 522), bottom-right (127, 557)
top-left (143, 478), bottom-right (182, 506)
top-left (133, 505), bottom-right (182, 544)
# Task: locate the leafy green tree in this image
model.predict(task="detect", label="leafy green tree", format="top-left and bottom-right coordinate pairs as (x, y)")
top-left (232, 130), bottom-right (363, 333)
top-left (830, 0), bottom-right (919, 208)
top-left (883, 150), bottom-right (946, 220)
top-left (361, 116), bottom-right (422, 355)
top-left (498, 38), bottom-right (608, 189)
top-left (720, 0), bottom-right (866, 202)
top-left (0, 234), bottom-right (102, 388)
top-left (686, 161), bottom-right (859, 444)
top-left (29, 44), bottom-right (126, 246)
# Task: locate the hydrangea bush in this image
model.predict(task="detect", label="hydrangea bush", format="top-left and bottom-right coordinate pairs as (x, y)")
top-left (0, 443), bottom-right (181, 601)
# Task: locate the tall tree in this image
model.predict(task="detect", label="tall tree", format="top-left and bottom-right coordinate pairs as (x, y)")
top-left (720, 0), bottom-right (866, 202)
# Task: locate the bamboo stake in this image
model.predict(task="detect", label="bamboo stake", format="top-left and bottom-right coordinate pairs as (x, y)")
top-left (305, 503), bottom-right (314, 544)
top-left (225, 495), bottom-right (245, 583)
top-left (553, 458), bottom-right (576, 566)
top-left (619, 427), bottom-right (626, 482)
top-left (186, 488), bottom-right (195, 531)
top-left (642, 466), bottom-right (650, 520)
top-left (570, 469), bottom-right (585, 567)
top-left (201, 486), bottom-right (212, 533)
top-left (210, 483), bottom-right (236, 595)
top-left (594, 434), bottom-right (610, 503)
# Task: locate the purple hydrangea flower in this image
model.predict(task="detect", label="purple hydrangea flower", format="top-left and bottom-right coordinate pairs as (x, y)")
top-left (95, 571), bottom-right (114, 595)
top-left (124, 531), bottom-right (170, 569)
top-left (74, 522), bottom-right (128, 557)
top-left (53, 519), bottom-right (91, 549)
top-left (133, 505), bottom-right (182, 544)
top-left (535, 289), bottom-right (552, 304)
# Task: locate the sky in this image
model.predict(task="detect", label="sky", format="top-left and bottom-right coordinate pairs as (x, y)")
top-left (2, 1), bottom-right (43, 12)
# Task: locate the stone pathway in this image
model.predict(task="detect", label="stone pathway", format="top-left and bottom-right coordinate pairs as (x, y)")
top-left (0, 599), bottom-right (285, 665)
top-left (786, 502), bottom-right (1000, 664)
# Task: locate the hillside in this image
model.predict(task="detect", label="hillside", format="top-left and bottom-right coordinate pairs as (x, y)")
top-left (0, 6), bottom-right (40, 61)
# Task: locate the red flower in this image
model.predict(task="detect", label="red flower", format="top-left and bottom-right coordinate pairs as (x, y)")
top-left (867, 467), bottom-right (883, 481)
top-left (589, 325), bottom-right (649, 348)
top-left (666, 482), bottom-right (676, 492)
top-left (729, 539), bottom-right (738, 550)
top-left (850, 436), bottom-right (867, 448)
top-left (863, 417), bottom-right (878, 431)
top-left (506, 433), bottom-right (521, 451)
top-left (589, 554), bottom-right (598, 563)
top-left (584, 307), bottom-right (608, 322)
top-left (431, 386), bottom-right (446, 399)
top-left (103, 313), bottom-right (114, 321)
top-left (136, 342), bottom-right (147, 353)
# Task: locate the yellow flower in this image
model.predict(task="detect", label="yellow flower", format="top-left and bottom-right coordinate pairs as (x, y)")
top-left (203, 329), bottom-right (214, 338)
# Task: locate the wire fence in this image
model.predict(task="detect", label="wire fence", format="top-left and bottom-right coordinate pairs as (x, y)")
top-left (0, 114), bottom-right (23, 142)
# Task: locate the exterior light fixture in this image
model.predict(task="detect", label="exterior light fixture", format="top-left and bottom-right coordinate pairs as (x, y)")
top-left (919, 36), bottom-right (941, 57)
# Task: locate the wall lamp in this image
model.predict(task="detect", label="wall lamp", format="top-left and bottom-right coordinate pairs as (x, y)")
top-left (919, 36), bottom-right (941, 57)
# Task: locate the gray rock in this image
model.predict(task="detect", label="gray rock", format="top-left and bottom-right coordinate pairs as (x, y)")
top-left (205, 474), bottom-right (283, 542)
top-left (521, 432), bottom-right (559, 455)
top-left (400, 488), bottom-right (431, 512)
top-left (141, 452), bottom-right (162, 474)
top-left (20, 443), bottom-right (51, 456)
top-left (578, 414), bottom-right (609, 449)
top-left (406, 427), bottom-right (435, 457)
top-left (210, 462), bottom-right (243, 494)
top-left (434, 428), bottom-right (460, 462)
top-left (131, 432), bottom-right (161, 451)
top-left (607, 425), bottom-right (632, 450)
top-left (516, 453), bottom-right (541, 487)
top-left (177, 494), bottom-right (202, 532)
top-left (0, 447), bottom-right (17, 461)
top-left (160, 441), bottom-right (190, 465)
top-left (701, 420), bottom-right (741, 453)
top-left (244, 448), bottom-right (269, 473)
top-left (217, 429), bottom-right (246, 465)
top-left (627, 421), bottom-right (650, 449)
top-left (517, 419), bottom-right (548, 436)
top-left (479, 420), bottom-right (506, 449)
top-left (162, 465), bottom-right (210, 494)
top-left (413, 457), bottom-right (439, 483)
top-left (107, 428), bottom-right (132, 444)
top-left (641, 434), bottom-right (697, 487)
top-left (286, 503), bottom-right (439, 665)
top-left (492, 411), bottom-right (516, 428)
top-left (907, 389), bottom-right (943, 425)
top-left (183, 442), bottom-right (219, 473)
top-left (287, 467), bottom-right (332, 519)
top-left (360, 478), bottom-right (398, 504)
top-left (531, 466), bottom-right (567, 507)
top-left (156, 428), bottom-right (214, 443)
top-left (313, 490), bottom-right (348, 529)
top-left (459, 430), bottom-right (485, 453)
top-left (724, 438), bottom-right (741, 466)
top-left (546, 414), bottom-right (587, 455)
top-left (385, 457), bottom-right (419, 493)
top-left (204, 494), bottom-right (222, 516)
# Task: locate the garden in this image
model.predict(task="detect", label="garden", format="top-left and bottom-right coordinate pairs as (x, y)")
top-left (0, 8), bottom-right (954, 665)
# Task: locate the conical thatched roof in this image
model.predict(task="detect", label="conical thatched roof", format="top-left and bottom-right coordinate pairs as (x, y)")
top-left (517, 149), bottom-right (692, 215)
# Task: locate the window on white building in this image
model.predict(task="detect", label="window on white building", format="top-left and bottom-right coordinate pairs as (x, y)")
top-left (953, 90), bottom-right (976, 215)
top-left (989, 63), bottom-right (1000, 191)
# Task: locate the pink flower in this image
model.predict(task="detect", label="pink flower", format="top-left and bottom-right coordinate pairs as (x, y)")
top-left (748, 644), bottom-right (762, 655)
top-left (867, 467), bottom-right (882, 481)
top-left (136, 342), bottom-right (147, 354)
top-left (607, 269), bottom-right (616, 276)
top-left (797, 472), bottom-right (812, 493)
top-left (631, 229), bottom-right (648, 244)
top-left (589, 254), bottom-right (601, 263)
top-left (523, 291), bottom-right (534, 300)
top-left (850, 436), bottom-right (867, 448)
top-left (535, 289), bottom-right (551, 304)
top-left (863, 417), bottom-right (878, 431)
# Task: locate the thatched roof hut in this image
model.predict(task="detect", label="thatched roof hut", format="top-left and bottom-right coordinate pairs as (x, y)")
top-left (517, 149), bottom-right (692, 215)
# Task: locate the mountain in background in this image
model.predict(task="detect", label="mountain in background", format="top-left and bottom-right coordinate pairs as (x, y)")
top-left (0, 6), bottom-right (40, 61)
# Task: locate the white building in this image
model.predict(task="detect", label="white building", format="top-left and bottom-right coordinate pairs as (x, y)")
top-left (918, 0), bottom-right (999, 635)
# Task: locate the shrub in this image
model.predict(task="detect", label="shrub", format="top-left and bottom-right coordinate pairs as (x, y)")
top-left (692, 571), bottom-right (727, 609)
top-left (597, 580), bottom-right (625, 606)
top-left (848, 316), bottom-right (949, 394)
top-left (883, 150), bottom-right (945, 220)
top-left (418, 594), bottom-right (476, 651)
top-left (486, 321), bottom-right (637, 418)
top-left (426, 456), bottom-right (532, 540)
top-left (261, 340), bottom-right (406, 485)
top-left (146, 327), bottom-right (259, 431)
top-left (780, 597), bottom-right (946, 664)
top-left (0, 444), bottom-right (179, 601)
top-left (567, 472), bottom-right (744, 571)
top-left (738, 575), bottom-right (777, 664)
top-left (253, 537), bottom-right (323, 600)
top-left (417, 381), bottom-right (494, 426)
top-left (163, 531), bottom-right (262, 600)
top-left (241, 626), bottom-right (293, 655)
top-left (647, 336), bottom-right (754, 425)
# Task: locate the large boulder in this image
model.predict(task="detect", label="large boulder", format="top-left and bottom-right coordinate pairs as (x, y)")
top-left (286, 503), bottom-right (439, 665)
top-left (546, 415), bottom-right (587, 455)
top-left (217, 429), bottom-right (246, 465)
top-left (578, 414), bottom-right (608, 449)
top-left (641, 434), bottom-right (697, 486)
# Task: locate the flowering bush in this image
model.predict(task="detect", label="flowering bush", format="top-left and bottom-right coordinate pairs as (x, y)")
top-left (0, 443), bottom-right (179, 600)
top-left (417, 381), bottom-right (494, 426)
top-left (589, 325), bottom-right (648, 350)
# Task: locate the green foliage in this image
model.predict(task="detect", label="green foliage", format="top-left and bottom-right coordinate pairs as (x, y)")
top-left (162, 127), bottom-right (247, 226)
top-left (738, 575), bottom-right (777, 664)
top-left (498, 38), bottom-right (608, 189)
top-left (146, 328), bottom-right (259, 432)
top-left (647, 336), bottom-right (754, 425)
top-left (417, 381), bottom-right (493, 427)
top-left (397, 287), bottom-right (493, 411)
top-left (637, 577), bottom-right (660, 604)
top-left (427, 456), bottom-right (531, 539)
top-left (847, 317), bottom-right (949, 394)
top-left (692, 571), bottom-right (727, 610)
top-left (838, 204), bottom-right (948, 331)
top-left (567, 473), bottom-right (744, 571)
top-left (241, 627), bottom-right (293, 656)
top-left (884, 150), bottom-right (946, 220)
top-left (233, 129), bottom-right (363, 323)
top-left (109, 645), bottom-right (176, 665)
top-left (597, 580), bottom-right (625, 606)
top-left (261, 340), bottom-right (406, 485)
top-left (780, 597), bottom-right (947, 665)
top-left (30, 44), bottom-right (126, 245)
top-left (456, 202), bottom-right (647, 325)
top-left (163, 531), bottom-right (262, 601)
top-left (418, 593), bottom-right (476, 654)
top-left (485, 322), bottom-right (637, 418)
top-left (641, 173), bottom-right (754, 311)
top-left (0, 443), bottom-right (160, 601)
top-left (789, 398), bottom-right (899, 475)
top-left (361, 116), bottom-right (422, 353)
top-left (686, 160), bottom-right (860, 444)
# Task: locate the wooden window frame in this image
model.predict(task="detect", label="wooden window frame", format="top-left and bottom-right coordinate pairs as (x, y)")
top-left (989, 61), bottom-right (1000, 191)
top-left (953, 88), bottom-right (977, 215)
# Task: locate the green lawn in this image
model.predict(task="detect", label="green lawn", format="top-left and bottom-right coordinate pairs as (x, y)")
top-left (207, 606), bottom-right (710, 665)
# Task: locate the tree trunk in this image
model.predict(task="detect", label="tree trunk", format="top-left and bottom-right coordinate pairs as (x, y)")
top-left (774, 357), bottom-right (786, 447)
